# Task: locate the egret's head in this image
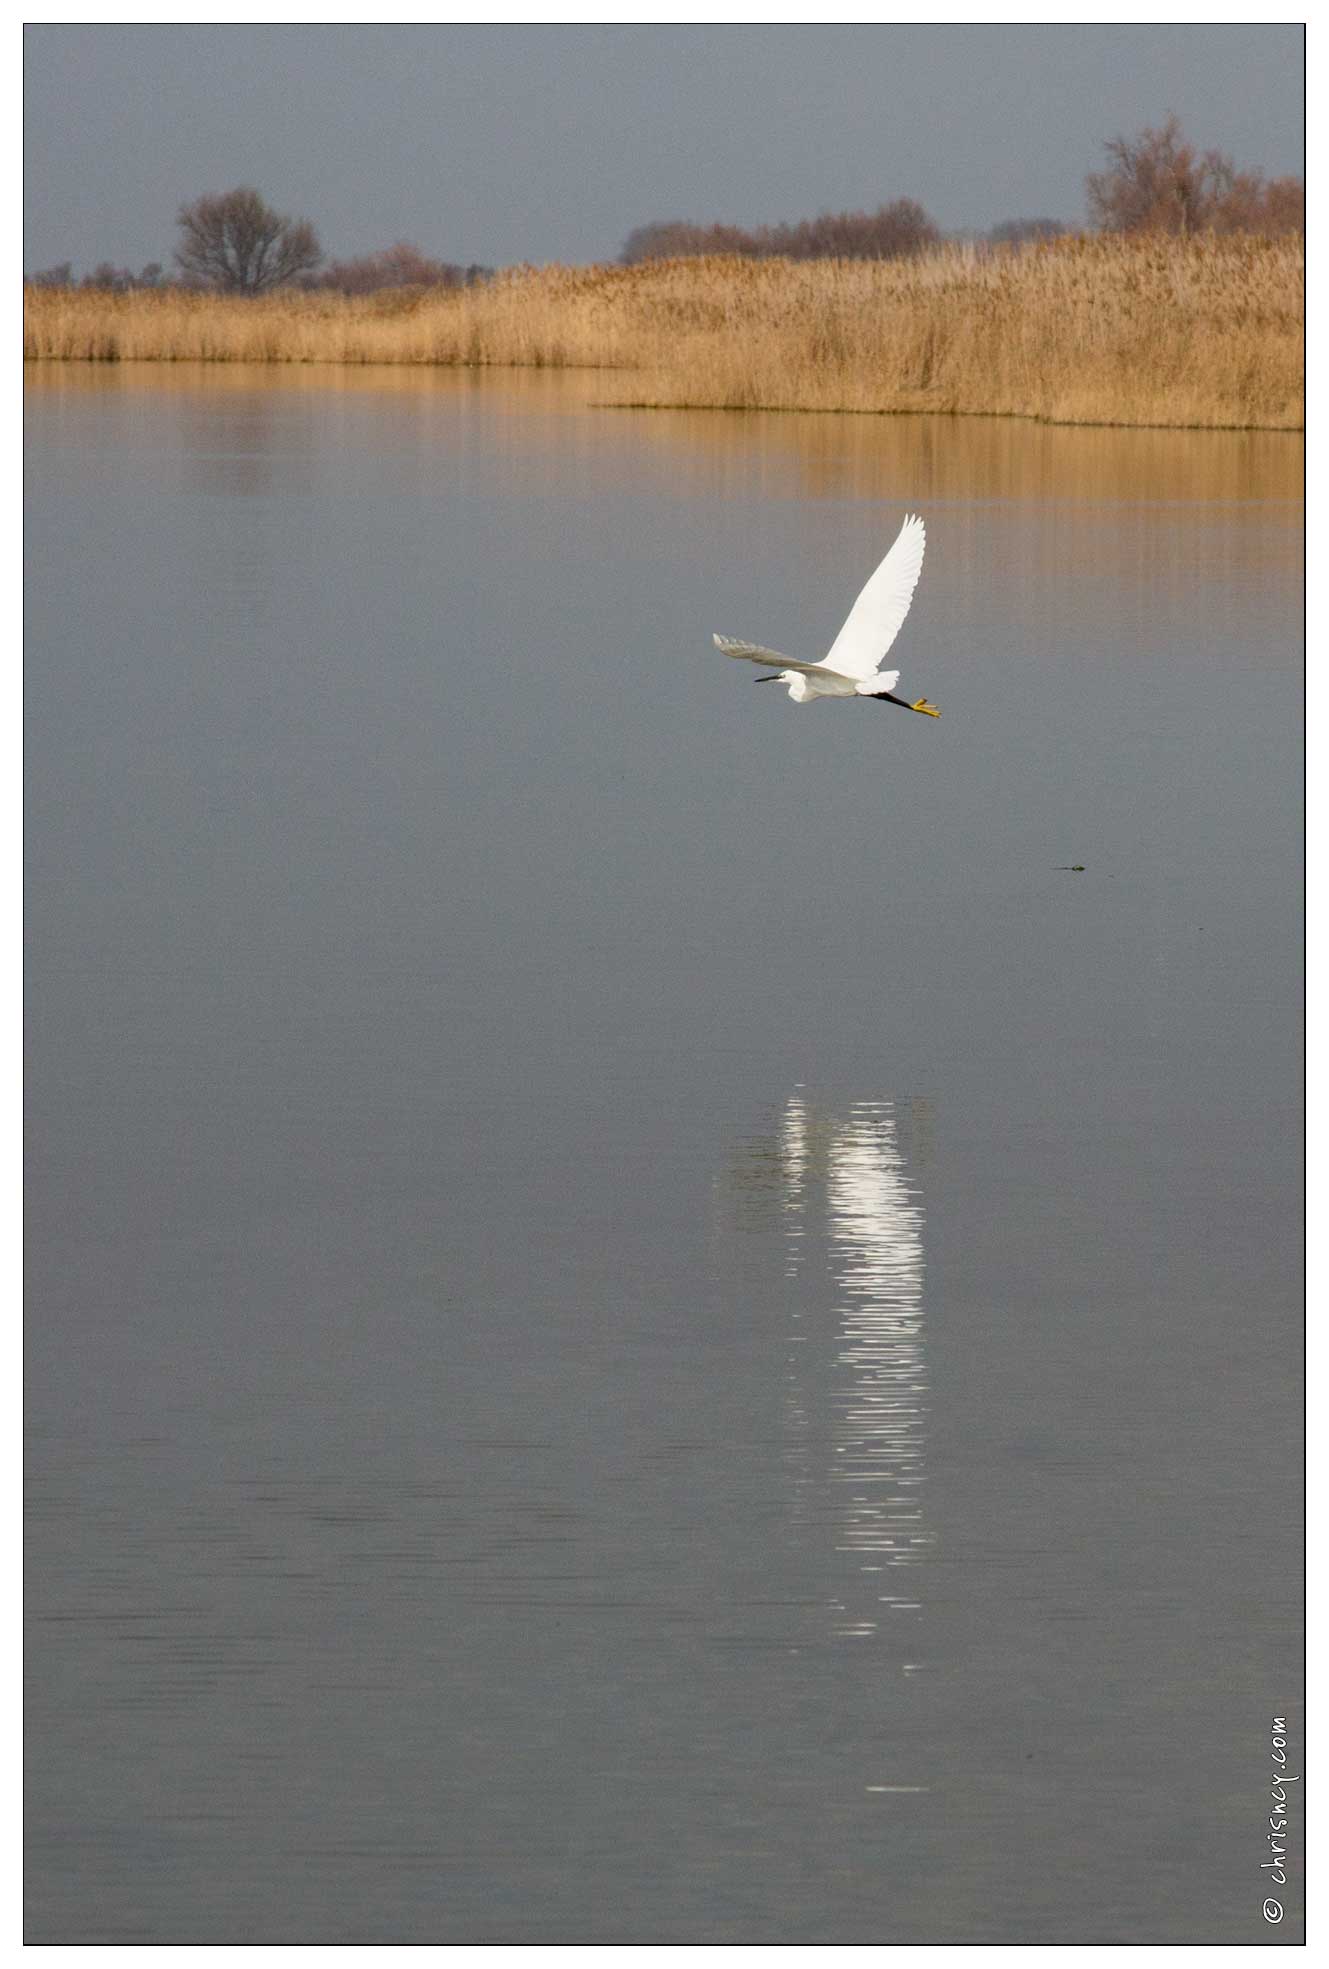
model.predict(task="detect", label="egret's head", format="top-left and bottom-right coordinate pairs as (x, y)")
top-left (754, 670), bottom-right (806, 701)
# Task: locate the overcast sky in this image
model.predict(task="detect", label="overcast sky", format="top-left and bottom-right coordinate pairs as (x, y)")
top-left (25, 23), bottom-right (1304, 273)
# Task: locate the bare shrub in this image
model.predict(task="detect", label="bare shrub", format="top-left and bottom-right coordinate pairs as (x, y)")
top-left (308, 242), bottom-right (490, 295)
top-left (1208, 170), bottom-right (1305, 234)
top-left (1260, 177), bottom-right (1306, 233)
top-left (78, 262), bottom-right (169, 292)
top-left (82, 263), bottom-right (134, 292)
top-left (989, 219), bottom-right (1069, 246)
top-left (621, 220), bottom-right (765, 263)
top-left (621, 200), bottom-right (940, 264)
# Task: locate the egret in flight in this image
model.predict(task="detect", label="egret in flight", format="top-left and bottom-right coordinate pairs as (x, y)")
top-left (713, 513), bottom-right (939, 716)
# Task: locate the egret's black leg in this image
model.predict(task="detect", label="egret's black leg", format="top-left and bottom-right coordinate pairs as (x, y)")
top-left (868, 689), bottom-right (940, 717)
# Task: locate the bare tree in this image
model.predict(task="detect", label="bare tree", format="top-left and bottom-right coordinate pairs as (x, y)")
top-left (27, 262), bottom-right (73, 287)
top-left (174, 187), bottom-right (322, 293)
top-left (1087, 116), bottom-right (1211, 233)
top-left (1087, 116), bottom-right (1304, 236)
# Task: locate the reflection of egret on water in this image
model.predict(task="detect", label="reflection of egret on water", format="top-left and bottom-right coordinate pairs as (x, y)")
top-left (720, 1095), bottom-right (931, 1647)
top-left (823, 1100), bottom-right (928, 1640)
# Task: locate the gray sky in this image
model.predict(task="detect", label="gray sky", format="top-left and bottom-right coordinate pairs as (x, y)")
top-left (25, 23), bottom-right (1304, 273)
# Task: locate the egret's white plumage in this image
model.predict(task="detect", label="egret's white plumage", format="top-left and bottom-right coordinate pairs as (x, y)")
top-left (712, 513), bottom-right (939, 716)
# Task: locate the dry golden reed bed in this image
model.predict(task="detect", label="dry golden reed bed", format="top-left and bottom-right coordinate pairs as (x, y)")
top-left (24, 236), bottom-right (1303, 430)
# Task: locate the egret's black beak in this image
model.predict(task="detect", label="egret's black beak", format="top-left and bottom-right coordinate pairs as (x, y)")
top-left (754, 674), bottom-right (781, 683)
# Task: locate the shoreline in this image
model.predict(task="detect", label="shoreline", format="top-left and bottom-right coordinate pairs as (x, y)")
top-left (23, 364), bottom-right (1306, 440)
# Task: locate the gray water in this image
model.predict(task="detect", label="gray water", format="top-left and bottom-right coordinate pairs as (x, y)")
top-left (25, 369), bottom-right (1303, 1943)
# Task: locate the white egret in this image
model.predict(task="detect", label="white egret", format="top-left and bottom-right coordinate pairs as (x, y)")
top-left (713, 513), bottom-right (939, 716)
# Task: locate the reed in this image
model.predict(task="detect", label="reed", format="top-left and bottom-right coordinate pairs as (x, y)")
top-left (24, 235), bottom-right (1304, 430)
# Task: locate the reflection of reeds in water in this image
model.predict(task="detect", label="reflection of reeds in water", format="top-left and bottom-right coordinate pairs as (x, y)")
top-left (23, 356), bottom-right (1303, 510)
top-left (626, 397), bottom-right (1305, 507)
top-left (25, 236), bottom-right (1303, 430)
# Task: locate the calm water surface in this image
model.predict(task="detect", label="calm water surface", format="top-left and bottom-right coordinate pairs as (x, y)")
top-left (25, 369), bottom-right (1303, 1942)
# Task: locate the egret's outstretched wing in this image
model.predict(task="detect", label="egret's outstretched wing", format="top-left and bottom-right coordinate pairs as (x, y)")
top-left (712, 635), bottom-right (793, 668)
top-left (712, 635), bottom-right (856, 683)
top-left (819, 514), bottom-right (926, 681)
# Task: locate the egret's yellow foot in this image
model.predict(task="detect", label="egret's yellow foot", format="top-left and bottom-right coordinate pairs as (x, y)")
top-left (912, 698), bottom-right (940, 718)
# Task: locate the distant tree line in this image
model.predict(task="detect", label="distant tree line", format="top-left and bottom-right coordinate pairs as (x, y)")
top-left (619, 207), bottom-right (1072, 265)
top-left (25, 119), bottom-right (1303, 294)
top-left (28, 260), bottom-right (165, 290)
top-left (27, 187), bottom-right (488, 295)
top-left (618, 116), bottom-right (1300, 263)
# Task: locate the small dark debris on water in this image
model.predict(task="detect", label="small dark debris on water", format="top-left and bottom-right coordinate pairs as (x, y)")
top-left (1055, 864), bottom-right (1086, 872)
